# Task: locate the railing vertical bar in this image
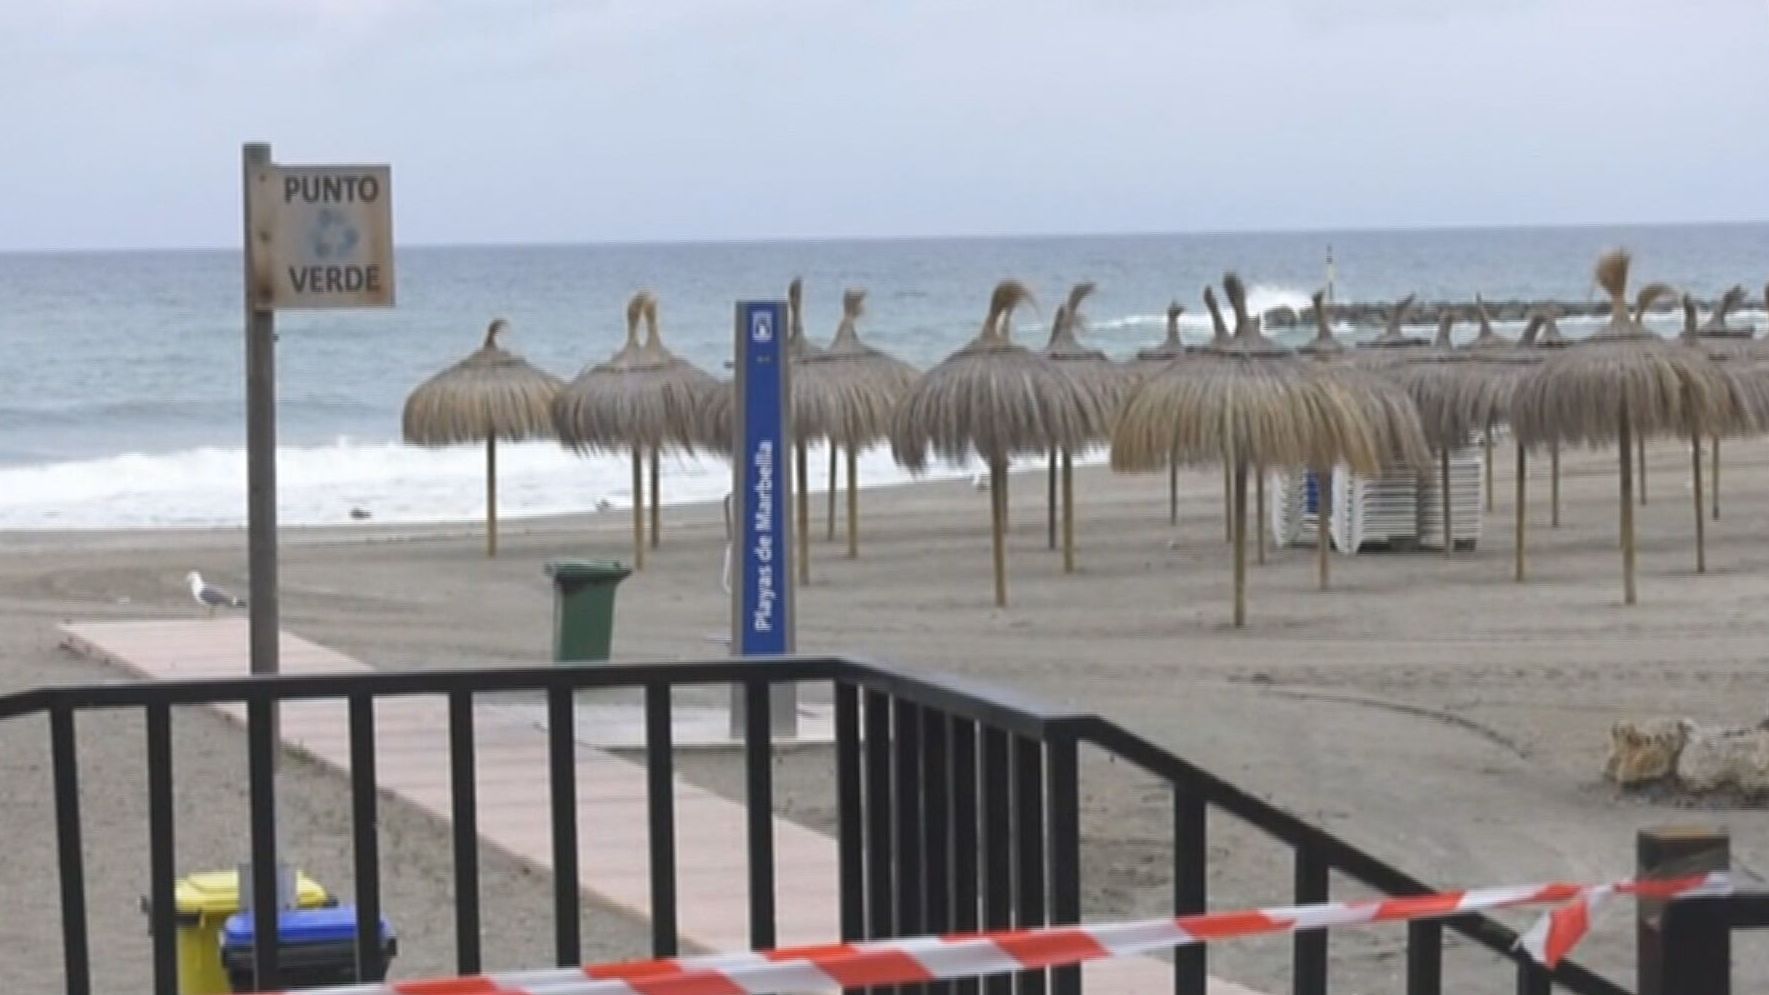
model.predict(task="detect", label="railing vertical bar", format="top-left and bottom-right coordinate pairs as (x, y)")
top-left (448, 691), bottom-right (481, 974)
top-left (981, 726), bottom-right (1013, 995)
top-left (348, 696), bottom-right (383, 981)
top-left (1516, 959), bottom-right (1552, 995)
top-left (1173, 789), bottom-right (1207, 995)
top-left (744, 680), bottom-right (777, 951)
top-left (1014, 735), bottom-right (1048, 995)
top-left (51, 706), bottom-right (91, 995)
top-left (923, 708), bottom-right (952, 995)
top-left (1405, 921), bottom-right (1441, 995)
top-left (644, 682), bottom-right (679, 957)
top-left (894, 701), bottom-right (925, 945)
top-left (146, 704), bottom-right (177, 995)
top-left (547, 685), bottom-right (581, 965)
top-left (836, 683), bottom-right (865, 944)
top-left (864, 691), bottom-right (894, 948)
top-left (863, 691), bottom-right (893, 995)
top-left (1046, 735), bottom-right (1081, 995)
top-left (1292, 847), bottom-right (1328, 995)
top-left (950, 718), bottom-right (981, 995)
top-left (247, 696), bottom-right (280, 991)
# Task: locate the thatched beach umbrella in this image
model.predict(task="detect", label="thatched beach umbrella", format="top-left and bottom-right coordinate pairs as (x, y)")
top-left (1113, 274), bottom-right (1400, 627)
top-left (795, 287), bottom-right (919, 559)
top-left (1527, 307), bottom-right (1573, 527)
top-left (1137, 301), bottom-right (1189, 523)
top-left (891, 280), bottom-right (1099, 607)
top-left (1511, 250), bottom-right (1741, 604)
top-left (402, 319), bottom-right (564, 558)
top-left (553, 292), bottom-right (718, 570)
top-left (1294, 290), bottom-right (1431, 589)
top-left (785, 277), bottom-right (826, 586)
top-left (1679, 286), bottom-right (1763, 521)
top-left (1039, 282), bottom-right (1130, 572)
top-left (1380, 308), bottom-right (1510, 559)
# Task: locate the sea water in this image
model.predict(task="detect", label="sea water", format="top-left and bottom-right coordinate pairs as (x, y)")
top-left (2, 224), bottom-right (1764, 528)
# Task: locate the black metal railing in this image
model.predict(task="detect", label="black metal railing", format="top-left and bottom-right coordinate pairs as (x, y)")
top-left (0, 656), bottom-right (1633, 995)
top-left (1652, 891), bottom-right (1769, 995)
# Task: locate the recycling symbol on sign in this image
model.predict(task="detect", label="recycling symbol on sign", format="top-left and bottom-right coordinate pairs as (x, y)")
top-left (309, 207), bottom-right (361, 260)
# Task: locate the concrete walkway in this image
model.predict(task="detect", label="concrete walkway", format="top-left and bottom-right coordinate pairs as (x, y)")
top-left (61, 619), bottom-right (1257, 994)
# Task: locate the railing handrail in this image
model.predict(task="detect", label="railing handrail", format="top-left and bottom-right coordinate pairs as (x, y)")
top-left (0, 653), bottom-right (1624, 993)
top-left (0, 655), bottom-right (1090, 735)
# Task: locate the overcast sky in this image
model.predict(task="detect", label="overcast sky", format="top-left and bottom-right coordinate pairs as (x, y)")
top-left (6, 0), bottom-right (1768, 251)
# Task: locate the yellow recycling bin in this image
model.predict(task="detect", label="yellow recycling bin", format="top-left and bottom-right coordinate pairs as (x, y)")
top-left (169, 870), bottom-right (330, 995)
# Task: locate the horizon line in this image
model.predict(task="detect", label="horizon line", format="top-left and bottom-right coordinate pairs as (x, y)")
top-left (3, 216), bottom-right (1765, 256)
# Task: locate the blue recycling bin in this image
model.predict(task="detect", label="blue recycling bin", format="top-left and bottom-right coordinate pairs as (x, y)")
top-left (220, 905), bottom-right (395, 992)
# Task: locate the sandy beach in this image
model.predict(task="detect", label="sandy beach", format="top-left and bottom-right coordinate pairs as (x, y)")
top-left (5, 438), bottom-right (1769, 993)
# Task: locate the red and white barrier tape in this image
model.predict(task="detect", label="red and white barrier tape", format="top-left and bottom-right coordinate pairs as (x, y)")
top-left (258, 872), bottom-right (1731, 995)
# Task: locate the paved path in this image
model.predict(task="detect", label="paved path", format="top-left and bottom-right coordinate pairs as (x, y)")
top-left (61, 618), bottom-right (1257, 994)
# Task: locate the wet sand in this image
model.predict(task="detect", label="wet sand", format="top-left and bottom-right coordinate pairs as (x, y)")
top-left (4, 438), bottom-right (1769, 993)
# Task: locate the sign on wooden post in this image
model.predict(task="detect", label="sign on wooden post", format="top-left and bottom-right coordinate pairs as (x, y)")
top-left (246, 163), bottom-right (395, 310)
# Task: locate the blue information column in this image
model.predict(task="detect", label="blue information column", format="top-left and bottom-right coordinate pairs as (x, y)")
top-left (730, 300), bottom-right (797, 736)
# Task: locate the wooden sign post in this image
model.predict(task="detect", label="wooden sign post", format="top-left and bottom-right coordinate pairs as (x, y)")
top-left (239, 142), bottom-right (393, 991)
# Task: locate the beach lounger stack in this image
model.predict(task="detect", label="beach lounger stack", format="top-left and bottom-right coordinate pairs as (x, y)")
top-left (1328, 463), bottom-right (1421, 553)
top-left (1269, 467), bottom-right (1340, 551)
top-left (1415, 442), bottom-right (1483, 550)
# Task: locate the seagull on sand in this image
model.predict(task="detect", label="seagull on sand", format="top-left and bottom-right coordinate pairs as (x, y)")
top-left (187, 571), bottom-right (246, 616)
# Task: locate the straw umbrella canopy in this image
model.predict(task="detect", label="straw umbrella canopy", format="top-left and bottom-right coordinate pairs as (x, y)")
top-left (1113, 273), bottom-right (1400, 627)
top-left (794, 287), bottom-right (920, 559)
top-left (552, 292), bottom-right (718, 570)
top-left (890, 280), bottom-right (1100, 607)
top-left (1137, 301), bottom-right (1190, 523)
top-left (1293, 290), bottom-right (1431, 589)
top-left (402, 319), bottom-right (564, 558)
top-left (1039, 282), bottom-right (1132, 572)
top-left (1679, 286), bottom-right (1769, 522)
top-left (1511, 250), bottom-right (1743, 604)
top-left (1381, 304), bottom-right (1525, 559)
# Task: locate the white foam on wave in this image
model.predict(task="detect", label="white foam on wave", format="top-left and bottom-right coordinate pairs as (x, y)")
top-left (0, 437), bottom-right (1063, 530)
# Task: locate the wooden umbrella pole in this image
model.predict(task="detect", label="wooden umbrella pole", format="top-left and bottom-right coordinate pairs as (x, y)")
top-left (1484, 425), bottom-right (1494, 512)
top-left (1168, 448), bottom-right (1178, 525)
top-left (1222, 458), bottom-right (1232, 543)
top-left (1061, 448), bottom-right (1075, 574)
top-left (827, 444), bottom-right (838, 542)
top-left (1046, 448), bottom-right (1058, 550)
top-left (1232, 457), bottom-right (1248, 628)
top-left (1440, 447), bottom-right (1453, 558)
top-left (1692, 434), bottom-right (1706, 574)
top-left (845, 445), bottom-right (859, 560)
top-left (1619, 403), bottom-right (1636, 605)
top-left (1255, 464), bottom-right (1266, 565)
top-left (1513, 442), bottom-right (1526, 583)
top-left (631, 448), bottom-right (645, 571)
top-left (1316, 465), bottom-right (1331, 591)
top-left (648, 447), bottom-right (660, 549)
top-left (1638, 434), bottom-right (1648, 506)
top-left (991, 455), bottom-right (1008, 607)
top-left (1550, 440), bottom-right (1561, 528)
top-left (485, 435), bottom-right (498, 558)
top-left (1712, 435), bottom-right (1721, 521)
top-left (795, 440), bottom-right (810, 585)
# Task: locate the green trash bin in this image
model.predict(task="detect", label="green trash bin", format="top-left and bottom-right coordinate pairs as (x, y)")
top-left (545, 559), bottom-right (632, 662)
